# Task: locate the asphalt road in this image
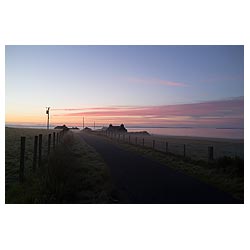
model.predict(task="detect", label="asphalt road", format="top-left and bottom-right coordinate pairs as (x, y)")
top-left (78, 132), bottom-right (241, 204)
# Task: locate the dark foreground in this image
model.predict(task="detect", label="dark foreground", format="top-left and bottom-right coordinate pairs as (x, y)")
top-left (79, 132), bottom-right (242, 204)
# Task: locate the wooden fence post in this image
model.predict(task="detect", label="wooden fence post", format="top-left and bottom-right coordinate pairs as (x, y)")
top-left (19, 136), bottom-right (25, 183)
top-left (33, 136), bottom-right (38, 172)
top-left (48, 134), bottom-right (51, 155)
top-left (56, 132), bottom-right (59, 144)
top-left (153, 140), bottom-right (155, 150)
top-left (183, 144), bottom-right (186, 157)
top-left (166, 142), bottom-right (168, 153)
top-left (38, 134), bottom-right (42, 167)
top-left (53, 132), bottom-right (55, 150)
top-left (208, 146), bottom-right (214, 161)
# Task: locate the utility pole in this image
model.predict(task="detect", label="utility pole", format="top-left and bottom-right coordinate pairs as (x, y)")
top-left (82, 116), bottom-right (84, 130)
top-left (94, 121), bottom-right (95, 130)
top-left (46, 107), bottom-right (50, 130)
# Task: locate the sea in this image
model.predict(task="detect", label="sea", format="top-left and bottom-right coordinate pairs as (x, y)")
top-left (6, 124), bottom-right (244, 140)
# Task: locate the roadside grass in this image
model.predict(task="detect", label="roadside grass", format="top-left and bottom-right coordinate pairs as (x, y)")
top-left (98, 134), bottom-right (244, 201)
top-left (6, 129), bottom-right (111, 204)
top-left (42, 132), bottom-right (112, 203)
top-left (5, 127), bottom-right (59, 189)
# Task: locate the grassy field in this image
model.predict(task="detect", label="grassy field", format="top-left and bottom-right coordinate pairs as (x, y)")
top-left (96, 132), bottom-right (244, 201)
top-left (5, 127), bottom-right (111, 203)
top-left (5, 127), bottom-right (59, 188)
top-left (106, 132), bottom-right (244, 161)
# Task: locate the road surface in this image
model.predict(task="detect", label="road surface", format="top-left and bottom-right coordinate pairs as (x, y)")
top-left (78, 132), bottom-right (241, 204)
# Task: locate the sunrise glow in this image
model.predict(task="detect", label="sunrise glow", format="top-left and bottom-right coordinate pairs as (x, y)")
top-left (5, 45), bottom-right (244, 129)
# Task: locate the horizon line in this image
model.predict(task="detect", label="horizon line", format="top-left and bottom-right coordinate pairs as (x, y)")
top-left (5, 123), bottom-right (244, 130)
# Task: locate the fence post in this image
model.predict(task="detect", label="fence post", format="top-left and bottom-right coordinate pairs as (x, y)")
top-left (48, 134), bottom-right (51, 155)
top-left (19, 136), bottom-right (25, 183)
top-left (33, 136), bottom-right (38, 172)
top-left (183, 144), bottom-right (186, 157)
top-left (142, 138), bottom-right (144, 147)
top-left (53, 132), bottom-right (55, 150)
top-left (38, 134), bottom-right (42, 167)
top-left (208, 146), bottom-right (214, 161)
top-left (153, 140), bottom-right (155, 150)
top-left (56, 132), bottom-right (59, 144)
top-left (166, 142), bottom-right (168, 153)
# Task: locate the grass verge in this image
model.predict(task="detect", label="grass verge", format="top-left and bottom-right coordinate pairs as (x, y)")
top-left (6, 130), bottom-right (112, 203)
top-left (99, 135), bottom-right (244, 201)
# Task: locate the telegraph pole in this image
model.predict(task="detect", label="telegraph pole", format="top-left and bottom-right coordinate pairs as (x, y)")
top-left (82, 116), bottom-right (84, 130)
top-left (46, 107), bottom-right (50, 130)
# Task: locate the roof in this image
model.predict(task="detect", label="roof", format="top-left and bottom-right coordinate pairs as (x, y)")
top-left (107, 124), bottom-right (127, 132)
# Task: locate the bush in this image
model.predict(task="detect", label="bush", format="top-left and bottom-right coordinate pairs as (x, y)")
top-left (215, 156), bottom-right (244, 177)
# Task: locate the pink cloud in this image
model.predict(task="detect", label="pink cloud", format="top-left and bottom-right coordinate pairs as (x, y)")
top-left (52, 97), bottom-right (243, 128)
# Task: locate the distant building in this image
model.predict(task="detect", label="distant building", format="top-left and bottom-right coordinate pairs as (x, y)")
top-left (70, 126), bottom-right (79, 130)
top-left (106, 124), bottom-right (127, 133)
top-left (83, 127), bottom-right (92, 132)
top-left (54, 124), bottom-right (69, 130)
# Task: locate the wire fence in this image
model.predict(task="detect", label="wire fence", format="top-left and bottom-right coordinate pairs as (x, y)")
top-left (97, 131), bottom-right (244, 161)
top-left (10, 129), bottom-right (244, 185)
top-left (12, 130), bottom-right (66, 184)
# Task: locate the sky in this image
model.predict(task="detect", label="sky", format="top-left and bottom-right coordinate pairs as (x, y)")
top-left (5, 45), bottom-right (244, 128)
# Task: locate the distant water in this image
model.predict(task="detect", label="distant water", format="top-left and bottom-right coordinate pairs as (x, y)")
top-left (6, 124), bottom-right (243, 139)
top-left (127, 127), bottom-right (244, 139)
top-left (6, 125), bottom-right (49, 129)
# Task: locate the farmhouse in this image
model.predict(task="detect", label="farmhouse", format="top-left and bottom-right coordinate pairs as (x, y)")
top-left (106, 124), bottom-right (127, 133)
top-left (54, 124), bottom-right (68, 130)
